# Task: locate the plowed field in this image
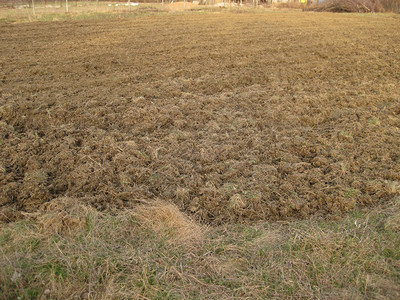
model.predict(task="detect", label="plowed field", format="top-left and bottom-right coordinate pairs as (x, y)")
top-left (1, 11), bottom-right (400, 224)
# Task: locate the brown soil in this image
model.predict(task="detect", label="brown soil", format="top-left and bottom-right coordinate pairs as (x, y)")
top-left (1, 12), bottom-right (400, 224)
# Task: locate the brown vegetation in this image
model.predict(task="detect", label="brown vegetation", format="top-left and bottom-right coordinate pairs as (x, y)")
top-left (306, 0), bottom-right (400, 13)
top-left (1, 11), bottom-right (400, 225)
top-left (380, 0), bottom-right (400, 12)
top-left (1, 194), bottom-right (399, 298)
top-left (307, 0), bottom-right (384, 12)
top-left (1, 11), bottom-right (400, 299)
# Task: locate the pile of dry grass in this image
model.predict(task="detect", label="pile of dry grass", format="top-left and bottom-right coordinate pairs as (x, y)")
top-left (134, 200), bottom-right (205, 244)
top-left (307, 0), bottom-right (384, 12)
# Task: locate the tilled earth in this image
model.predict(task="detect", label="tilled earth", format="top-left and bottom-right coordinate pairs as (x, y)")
top-left (1, 11), bottom-right (400, 224)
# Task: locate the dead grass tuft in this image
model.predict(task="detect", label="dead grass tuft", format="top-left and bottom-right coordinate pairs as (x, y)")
top-left (36, 197), bottom-right (88, 235)
top-left (134, 201), bottom-right (205, 245)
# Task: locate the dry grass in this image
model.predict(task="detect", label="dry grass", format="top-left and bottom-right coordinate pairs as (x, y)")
top-left (0, 1), bottom-right (226, 24)
top-left (0, 2), bottom-right (171, 24)
top-left (0, 9), bottom-right (400, 299)
top-left (1, 11), bottom-right (400, 224)
top-left (0, 199), bottom-right (204, 299)
top-left (134, 200), bottom-right (205, 244)
top-left (1, 197), bottom-right (399, 298)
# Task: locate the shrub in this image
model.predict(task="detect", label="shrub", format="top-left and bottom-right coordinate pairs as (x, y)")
top-left (380, 0), bottom-right (400, 12)
top-left (306, 0), bottom-right (384, 13)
